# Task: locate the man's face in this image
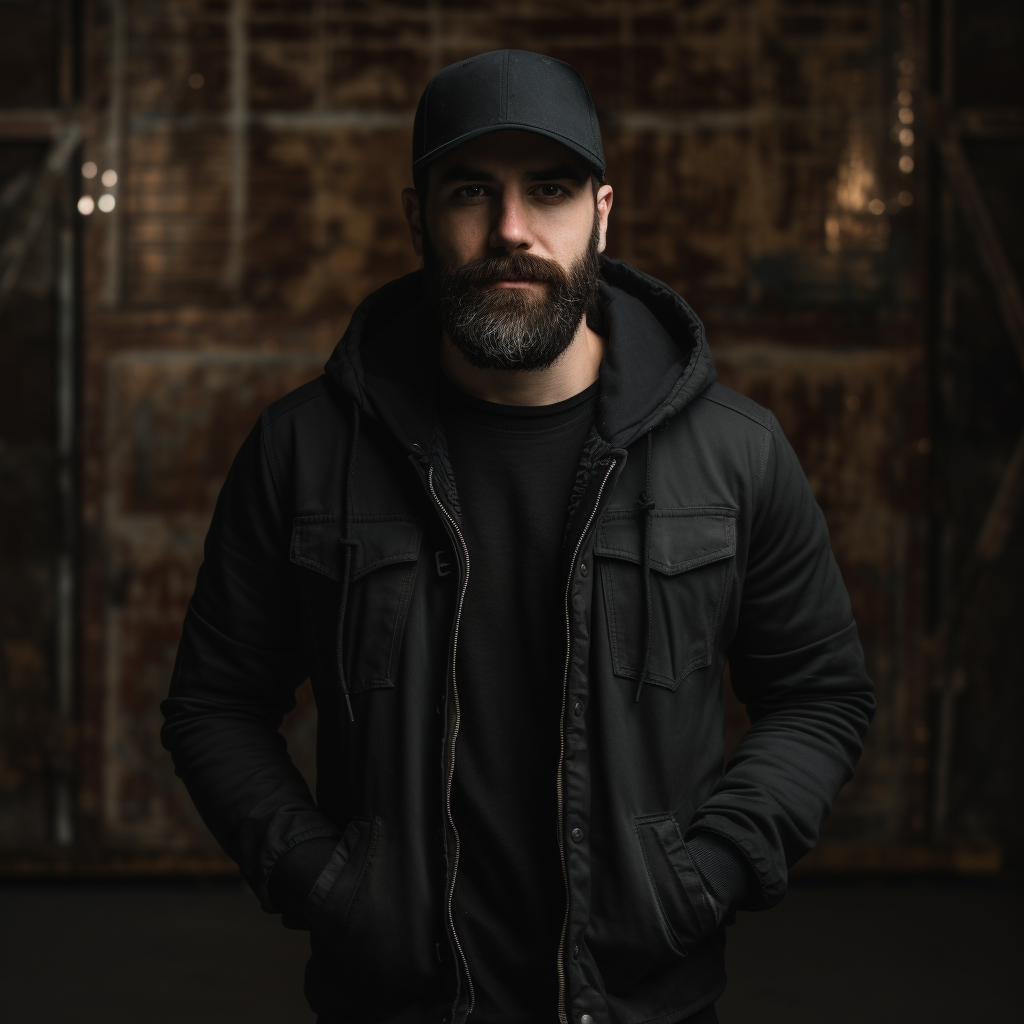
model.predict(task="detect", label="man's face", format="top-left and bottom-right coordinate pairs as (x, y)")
top-left (403, 130), bottom-right (613, 371)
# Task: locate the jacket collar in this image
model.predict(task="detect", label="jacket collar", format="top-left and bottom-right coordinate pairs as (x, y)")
top-left (324, 256), bottom-right (717, 453)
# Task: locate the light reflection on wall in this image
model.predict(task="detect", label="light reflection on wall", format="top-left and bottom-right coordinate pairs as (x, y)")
top-left (895, 4), bottom-right (917, 197)
top-left (825, 129), bottom-right (890, 254)
top-left (823, 4), bottom-right (918, 255)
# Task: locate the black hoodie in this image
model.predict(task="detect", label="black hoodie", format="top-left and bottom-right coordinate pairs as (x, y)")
top-left (162, 258), bottom-right (874, 1024)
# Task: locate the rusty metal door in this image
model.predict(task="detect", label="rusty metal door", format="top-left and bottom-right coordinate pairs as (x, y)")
top-left (0, 0), bottom-right (1011, 873)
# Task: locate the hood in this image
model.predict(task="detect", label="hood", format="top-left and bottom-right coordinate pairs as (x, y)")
top-left (324, 256), bottom-right (716, 453)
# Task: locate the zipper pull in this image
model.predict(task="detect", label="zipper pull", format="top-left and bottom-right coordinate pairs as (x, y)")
top-left (407, 443), bottom-right (431, 482)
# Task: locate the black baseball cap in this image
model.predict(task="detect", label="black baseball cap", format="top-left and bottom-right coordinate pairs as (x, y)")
top-left (412, 49), bottom-right (605, 178)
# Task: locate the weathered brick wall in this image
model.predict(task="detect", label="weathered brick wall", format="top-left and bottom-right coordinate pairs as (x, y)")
top-left (71, 0), bottom-right (933, 859)
top-left (88, 0), bottom-right (925, 324)
top-left (0, 0), bottom-right (70, 848)
top-left (937, 2), bottom-right (1024, 852)
top-left (0, 155), bottom-right (58, 845)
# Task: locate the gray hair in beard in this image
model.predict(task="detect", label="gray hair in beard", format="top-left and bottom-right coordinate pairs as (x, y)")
top-left (422, 211), bottom-right (601, 371)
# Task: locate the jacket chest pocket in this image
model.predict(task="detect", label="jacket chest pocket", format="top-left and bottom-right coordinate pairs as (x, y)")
top-left (594, 507), bottom-right (736, 691)
top-left (291, 515), bottom-right (422, 692)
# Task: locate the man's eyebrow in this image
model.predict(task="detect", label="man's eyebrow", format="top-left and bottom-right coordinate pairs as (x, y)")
top-left (525, 164), bottom-right (589, 184)
top-left (436, 165), bottom-right (498, 185)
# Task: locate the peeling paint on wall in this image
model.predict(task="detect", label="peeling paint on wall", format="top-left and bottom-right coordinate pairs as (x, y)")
top-left (715, 342), bottom-right (928, 841)
top-left (99, 353), bottom-right (324, 848)
top-left (67, 0), bottom-right (936, 859)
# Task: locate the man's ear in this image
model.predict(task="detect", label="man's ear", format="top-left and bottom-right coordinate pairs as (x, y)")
top-left (402, 188), bottom-right (423, 257)
top-left (595, 183), bottom-right (613, 254)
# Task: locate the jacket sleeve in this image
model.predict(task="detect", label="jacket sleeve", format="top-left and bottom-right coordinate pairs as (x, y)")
top-left (685, 413), bottom-right (876, 909)
top-left (160, 414), bottom-right (340, 909)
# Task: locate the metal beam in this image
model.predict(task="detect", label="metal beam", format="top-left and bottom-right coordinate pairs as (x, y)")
top-left (223, 0), bottom-right (249, 298)
top-left (0, 122), bottom-right (81, 310)
top-left (954, 108), bottom-right (1024, 139)
top-left (974, 431), bottom-right (1024, 564)
top-left (123, 105), bottom-right (860, 137)
top-left (0, 109), bottom-right (66, 139)
top-left (936, 137), bottom-right (1024, 591)
top-left (101, 0), bottom-right (126, 308)
top-left (53, 160), bottom-right (78, 847)
top-left (942, 138), bottom-right (1024, 367)
top-left (0, 167), bottom-right (32, 211)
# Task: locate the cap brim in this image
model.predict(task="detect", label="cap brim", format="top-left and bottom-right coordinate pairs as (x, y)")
top-left (413, 122), bottom-right (605, 177)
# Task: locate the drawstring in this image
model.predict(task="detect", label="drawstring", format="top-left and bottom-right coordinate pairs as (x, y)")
top-left (635, 430), bottom-right (655, 703)
top-left (336, 405), bottom-right (361, 724)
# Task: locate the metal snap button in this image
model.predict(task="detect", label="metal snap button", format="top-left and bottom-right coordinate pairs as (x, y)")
top-left (571, 827), bottom-right (583, 843)
top-left (579, 562), bottom-right (588, 576)
top-left (581, 1015), bottom-right (594, 1024)
top-left (573, 701), bottom-right (583, 716)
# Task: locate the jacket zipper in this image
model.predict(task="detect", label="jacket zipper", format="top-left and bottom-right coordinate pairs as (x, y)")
top-left (556, 458), bottom-right (617, 1024)
top-left (427, 465), bottom-right (475, 1014)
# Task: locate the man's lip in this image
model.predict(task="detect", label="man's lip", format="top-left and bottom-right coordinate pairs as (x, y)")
top-left (489, 277), bottom-right (543, 288)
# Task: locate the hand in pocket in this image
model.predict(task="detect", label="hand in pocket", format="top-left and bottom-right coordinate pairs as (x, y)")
top-left (635, 814), bottom-right (721, 955)
top-left (309, 817), bottom-right (379, 943)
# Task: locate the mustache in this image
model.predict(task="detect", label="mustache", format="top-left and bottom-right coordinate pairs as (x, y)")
top-left (450, 250), bottom-right (569, 289)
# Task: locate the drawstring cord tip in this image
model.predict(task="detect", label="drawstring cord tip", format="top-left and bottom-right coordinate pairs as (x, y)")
top-left (337, 406), bottom-right (361, 728)
top-left (635, 431), bottom-right (656, 706)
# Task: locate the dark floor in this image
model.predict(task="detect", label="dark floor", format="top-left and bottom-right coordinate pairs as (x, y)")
top-left (0, 877), bottom-right (1017, 1023)
top-left (717, 878), bottom-right (1019, 1023)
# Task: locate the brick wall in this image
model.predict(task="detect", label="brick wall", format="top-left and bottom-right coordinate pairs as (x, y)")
top-left (66, 0), bottom-right (934, 860)
top-left (0, 0), bottom-right (73, 849)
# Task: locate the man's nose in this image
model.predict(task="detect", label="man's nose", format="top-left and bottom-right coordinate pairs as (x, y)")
top-left (489, 191), bottom-right (533, 253)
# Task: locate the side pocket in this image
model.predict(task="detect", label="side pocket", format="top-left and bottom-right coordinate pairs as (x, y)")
top-left (635, 814), bottom-right (719, 956)
top-left (308, 816), bottom-right (379, 943)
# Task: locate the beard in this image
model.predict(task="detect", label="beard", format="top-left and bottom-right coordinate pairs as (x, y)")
top-left (422, 212), bottom-right (601, 371)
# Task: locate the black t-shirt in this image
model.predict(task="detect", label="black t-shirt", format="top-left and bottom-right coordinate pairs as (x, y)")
top-left (439, 377), bottom-right (599, 1023)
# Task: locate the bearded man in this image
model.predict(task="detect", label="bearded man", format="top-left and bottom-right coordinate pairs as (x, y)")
top-left (162, 50), bottom-right (874, 1024)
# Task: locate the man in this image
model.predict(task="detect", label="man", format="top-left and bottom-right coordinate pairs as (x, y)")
top-left (162, 50), bottom-right (874, 1024)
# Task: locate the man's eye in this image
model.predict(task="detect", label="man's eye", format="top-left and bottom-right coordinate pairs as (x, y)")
top-left (456, 185), bottom-right (487, 199)
top-left (534, 184), bottom-right (567, 199)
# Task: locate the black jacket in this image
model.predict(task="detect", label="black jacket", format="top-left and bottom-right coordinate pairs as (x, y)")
top-left (162, 258), bottom-right (874, 1024)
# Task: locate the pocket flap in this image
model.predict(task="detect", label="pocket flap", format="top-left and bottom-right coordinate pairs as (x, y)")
top-left (595, 507), bottom-right (736, 575)
top-left (291, 516), bottom-right (422, 581)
